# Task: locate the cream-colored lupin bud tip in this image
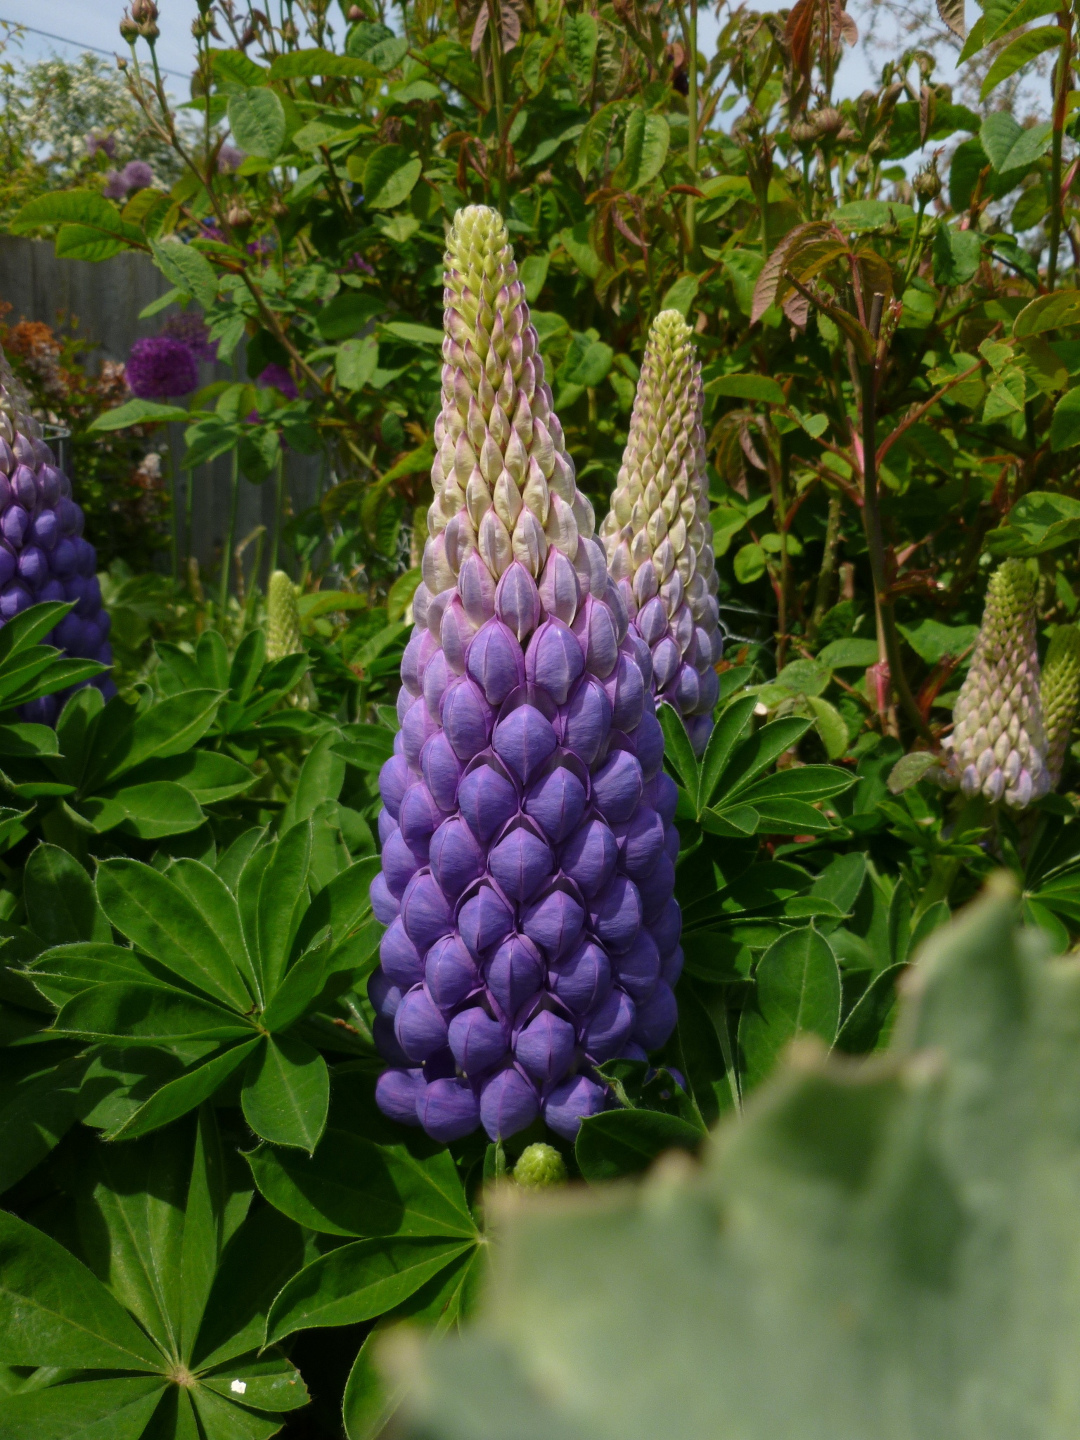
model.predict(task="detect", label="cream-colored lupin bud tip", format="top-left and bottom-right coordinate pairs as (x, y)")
top-left (0, 342), bottom-right (39, 439)
top-left (1041, 624), bottom-right (1080, 787)
top-left (943, 559), bottom-right (1049, 808)
top-left (266, 570), bottom-right (303, 662)
top-left (423, 206), bottom-right (592, 593)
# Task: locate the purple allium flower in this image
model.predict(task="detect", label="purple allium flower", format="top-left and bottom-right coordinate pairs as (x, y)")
top-left (86, 132), bottom-right (117, 159)
top-left (161, 311), bottom-right (218, 365)
top-left (122, 160), bottom-right (154, 193)
top-left (217, 143), bottom-right (245, 172)
top-left (103, 170), bottom-right (128, 200)
top-left (126, 337), bottom-right (198, 399)
top-left (0, 345), bottom-right (113, 719)
top-left (369, 207), bottom-right (681, 1146)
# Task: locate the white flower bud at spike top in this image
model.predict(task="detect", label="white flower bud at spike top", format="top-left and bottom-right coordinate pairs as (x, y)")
top-left (370, 207), bottom-right (682, 1148)
top-left (600, 309), bottom-right (721, 756)
top-left (942, 559), bottom-right (1049, 809)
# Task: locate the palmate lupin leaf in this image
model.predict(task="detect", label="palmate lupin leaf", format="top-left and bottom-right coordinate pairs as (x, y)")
top-left (393, 877), bottom-right (1080, 1440)
top-left (602, 309), bottom-right (721, 756)
top-left (369, 206), bottom-right (682, 1146)
top-left (943, 559), bottom-right (1050, 807)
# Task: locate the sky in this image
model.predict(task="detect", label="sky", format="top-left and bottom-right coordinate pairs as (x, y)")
top-left (0, 0), bottom-right (978, 121)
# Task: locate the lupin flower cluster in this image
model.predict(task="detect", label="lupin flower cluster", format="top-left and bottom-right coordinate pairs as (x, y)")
top-left (1040, 623), bottom-right (1080, 788)
top-left (601, 309), bottom-right (721, 756)
top-left (0, 344), bottom-right (113, 723)
top-left (369, 207), bottom-right (682, 1146)
top-left (943, 560), bottom-right (1050, 807)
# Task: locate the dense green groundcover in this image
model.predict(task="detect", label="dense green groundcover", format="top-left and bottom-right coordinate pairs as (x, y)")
top-left (5, 0), bottom-right (1080, 1432)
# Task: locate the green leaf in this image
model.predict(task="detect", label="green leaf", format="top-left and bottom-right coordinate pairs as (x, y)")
top-left (363, 146), bottom-right (422, 209)
top-left (519, 254), bottom-right (549, 303)
top-left (932, 225), bottom-right (981, 286)
top-left (897, 618), bottom-right (979, 664)
top-left (620, 109), bottom-right (669, 190)
top-left (281, 731), bottom-right (345, 833)
top-left (55, 983), bottom-right (254, 1044)
top-left (563, 12), bottom-right (598, 80)
top-left (191, 1205), bottom-right (305, 1371)
top-left (24, 843), bottom-right (103, 947)
top-left (721, 718), bottom-right (812, 799)
top-left (191, 1384), bottom-right (282, 1438)
top-left (149, 239), bottom-right (219, 310)
top-left (0, 1210), bottom-right (164, 1369)
top-left (0, 1054), bottom-right (89, 1196)
top-left (1051, 388), bottom-right (1080, 450)
top-left (88, 399), bottom-right (189, 432)
top-left (80, 781), bottom-right (206, 839)
top-left (247, 1126), bottom-right (477, 1238)
top-left (10, 189), bottom-right (137, 241)
top-left (706, 373), bottom-right (786, 405)
top-left (0, 1376), bottom-right (165, 1440)
top-left (981, 27), bottom-right (1062, 99)
top-left (575, 1110), bottom-right (704, 1182)
top-left (227, 86), bottom-right (286, 158)
top-left (559, 222), bottom-right (601, 279)
top-left (271, 47), bottom-right (371, 78)
top-left (108, 1040), bottom-right (261, 1141)
top-left (698, 696), bottom-right (757, 812)
top-left (89, 689), bottom-right (223, 788)
top-left (96, 858), bottom-right (250, 1012)
top-left (738, 926), bottom-right (841, 1091)
top-left (200, 1355), bottom-right (309, 1412)
top-left (241, 1035), bottom-right (329, 1152)
top-left (834, 962), bottom-right (905, 1053)
top-left (256, 821), bottom-right (312, 997)
top-left (382, 321), bottom-right (444, 346)
top-left (805, 696), bottom-right (849, 759)
top-left (733, 542), bottom-right (766, 583)
top-left (657, 702), bottom-right (700, 795)
top-left (567, 341), bottom-right (614, 388)
top-left (337, 336), bottom-right (379, 391)
top-left (815, 637), bottom-right (879, 668)
top-left (661, 273), bottom-right (700, 318)
top-left (1014, 288), bottom-right (1080, 337)
top-left (265, 1237), bottom-right (474, 1343)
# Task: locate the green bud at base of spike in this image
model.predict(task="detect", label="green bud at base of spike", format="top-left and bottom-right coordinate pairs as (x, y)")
top-left (1041, 625), bottom-right (1080, 787)
top-left (513, 1143), bottom-right (568, 1190)
top-left (266, 570), bottom-right (314, 709)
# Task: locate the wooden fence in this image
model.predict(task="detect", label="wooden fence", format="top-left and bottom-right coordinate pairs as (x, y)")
top-left (0, 236), bottom-right (323, 580)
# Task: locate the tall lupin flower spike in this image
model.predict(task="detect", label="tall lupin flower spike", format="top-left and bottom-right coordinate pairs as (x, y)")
top-left (370, 207), bottom-right (682, 1147)
top-left (942, 559), bottom-right (1049, 808)
top-left (1040, 624), bottom-right (1080, 788)
top-left (601, 309), bottom-right (721, 756)
top-left (0, 342), bottom-right (113, 723)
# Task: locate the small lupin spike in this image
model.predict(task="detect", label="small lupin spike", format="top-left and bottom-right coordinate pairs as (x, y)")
top-left (1041, 624), bottom-right (1080, 787)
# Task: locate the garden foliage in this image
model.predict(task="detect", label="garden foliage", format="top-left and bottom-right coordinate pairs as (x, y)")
top-left (2, 0), bottom-right (1080, 1433)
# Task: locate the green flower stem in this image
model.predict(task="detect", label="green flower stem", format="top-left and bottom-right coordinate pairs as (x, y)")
top-left (268, 450), bottom-right (285, 582)
top-left (219, 447), bottom-right (241, 618)
top-left (1048, 13), bottom-right (1073, 290)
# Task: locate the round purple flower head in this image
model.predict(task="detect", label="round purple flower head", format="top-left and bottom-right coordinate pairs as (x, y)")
top-left (103, 170), bottom-right (128, 201)
top-left (162, 312), bottom-right (218, 365)
top-left (0, 343), bottom-right (114, 722)
top-left (122, 160), bottom-right (154, 193)
top-left (217, 144), bottom-right (245, 173)
top-left (369, 206), bottom-right (681, 1148)
top-left (258, 364), bottom-right (298, 400)
top-left (86, 132), bottom-right (117, 159)
top-left (126, 337), bottom-right (198, 399)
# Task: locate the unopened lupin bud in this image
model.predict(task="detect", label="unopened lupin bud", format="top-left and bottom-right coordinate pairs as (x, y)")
top-left (266, 569), bottom-right (315, 708)
top-left (601, 310), bottom-right (721, 756)
top-left (943, 560), bottom-right (1049, 808)
top-left (372, 208), bottom-right (681, 1147)
top-left (1040, 624), bottom-right (1080, 787)
top-left (513, 1141), bottom-right (567, 1189)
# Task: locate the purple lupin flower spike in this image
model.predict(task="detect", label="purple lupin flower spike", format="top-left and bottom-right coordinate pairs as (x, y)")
top-left (0, 343), bottom-right (113, 723)
top-left (370, 206), bottom-right (682, 1145)
top-left (601, 309), bottom-right (721, 756)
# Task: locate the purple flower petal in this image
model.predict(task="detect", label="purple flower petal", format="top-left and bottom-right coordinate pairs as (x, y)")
top-left (370, 872), bottom-right (400, 925)
top-left (400, 695), bottom-right (439, 768)
top-left (480, 1065), bottom-right (540, 1140)
top-left (538, 546), bottom-right (581, 624)
top-left (638, 855), bottom-right (675, 923)
top-left (589, 874), bottom-right (642, 954)
top-left (632, 981), bottom-right (678, 1051)
top-left (549, 938), bottom-right (611, 1015)
top-left (604, 649), bottom-right (645, 732)
top-left (368, 967), bottom-right (403, 1020)
top-left (559, 817), bottom-right (618, 898)
top-left (382, 826), bottom-right (424, 899)
top-left (524, 756), bottom-right (588, 843)
top-left (636, 595), bottom-right (669, 647)
top-left (514, 1007), bottom-right (577, 1084)
top-left (442, 676), bottom-right (494, 760)
top-left (428, 816), bottom-right (485, 901)
top-left (493, 702), bottom-right (557, 785)
top-left (582, 987), bottom-right (636, 1062)
top-left (440, 596), bottom-right (477, 673)
top-left (375, 1067), bottom-right (425, 1126)
top-left (457, 880), bottom-right (515, 958)
top-left (559, 676), bottom-right (612, 768)
top-left (488, 819), bottom-right (555, 903)
top-left (525, 617), bottom-right (584, 705)
top-left (613, 929), bottom-right (661, 1002)
top-left (543, 1073), bottom-right (606, 1140)
top-left (400, 871), bottom-right (454, 950)
top-left (448, 1004), bottom-right (510, 1075)
top-left (521, 881), bottom-right (585, 959)
top-left (423, 648), bottom-right (452, 718)
top-left (485, 933), bottom-right (545, 1016)
top-left (457, 756), bottom-right (519, 844)
top-left (495, 560), bottom-right (541, 641)
top-left (425, 933), bottom-right (479, 1009)
top-left (421, 732), bottom-right (463, 812)
top-left (648, 897), bottom-right (683, 957)
top-left (651, 636), bottom-right (680, 690)
top-left (379, 918), bottom-right (425, 990)
top-left (615, 806), bottom-right (665, 881)
top-left (572, 595), bottom-right (619, 679)
top-left (394, 984), bottom-right (450, 1061)
top-left (458, 551), bottom-right (496, 625)
top-left (634, 710), bottom-right (665, 781)
top-left (467, 618), bottom-right (525, 705)
top-left (416, 1077), bottom-right (481, 1141)
top-left (398, 782), bottom-right (445, 854)
top-left (592, 747), bottom-right (644, 824)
